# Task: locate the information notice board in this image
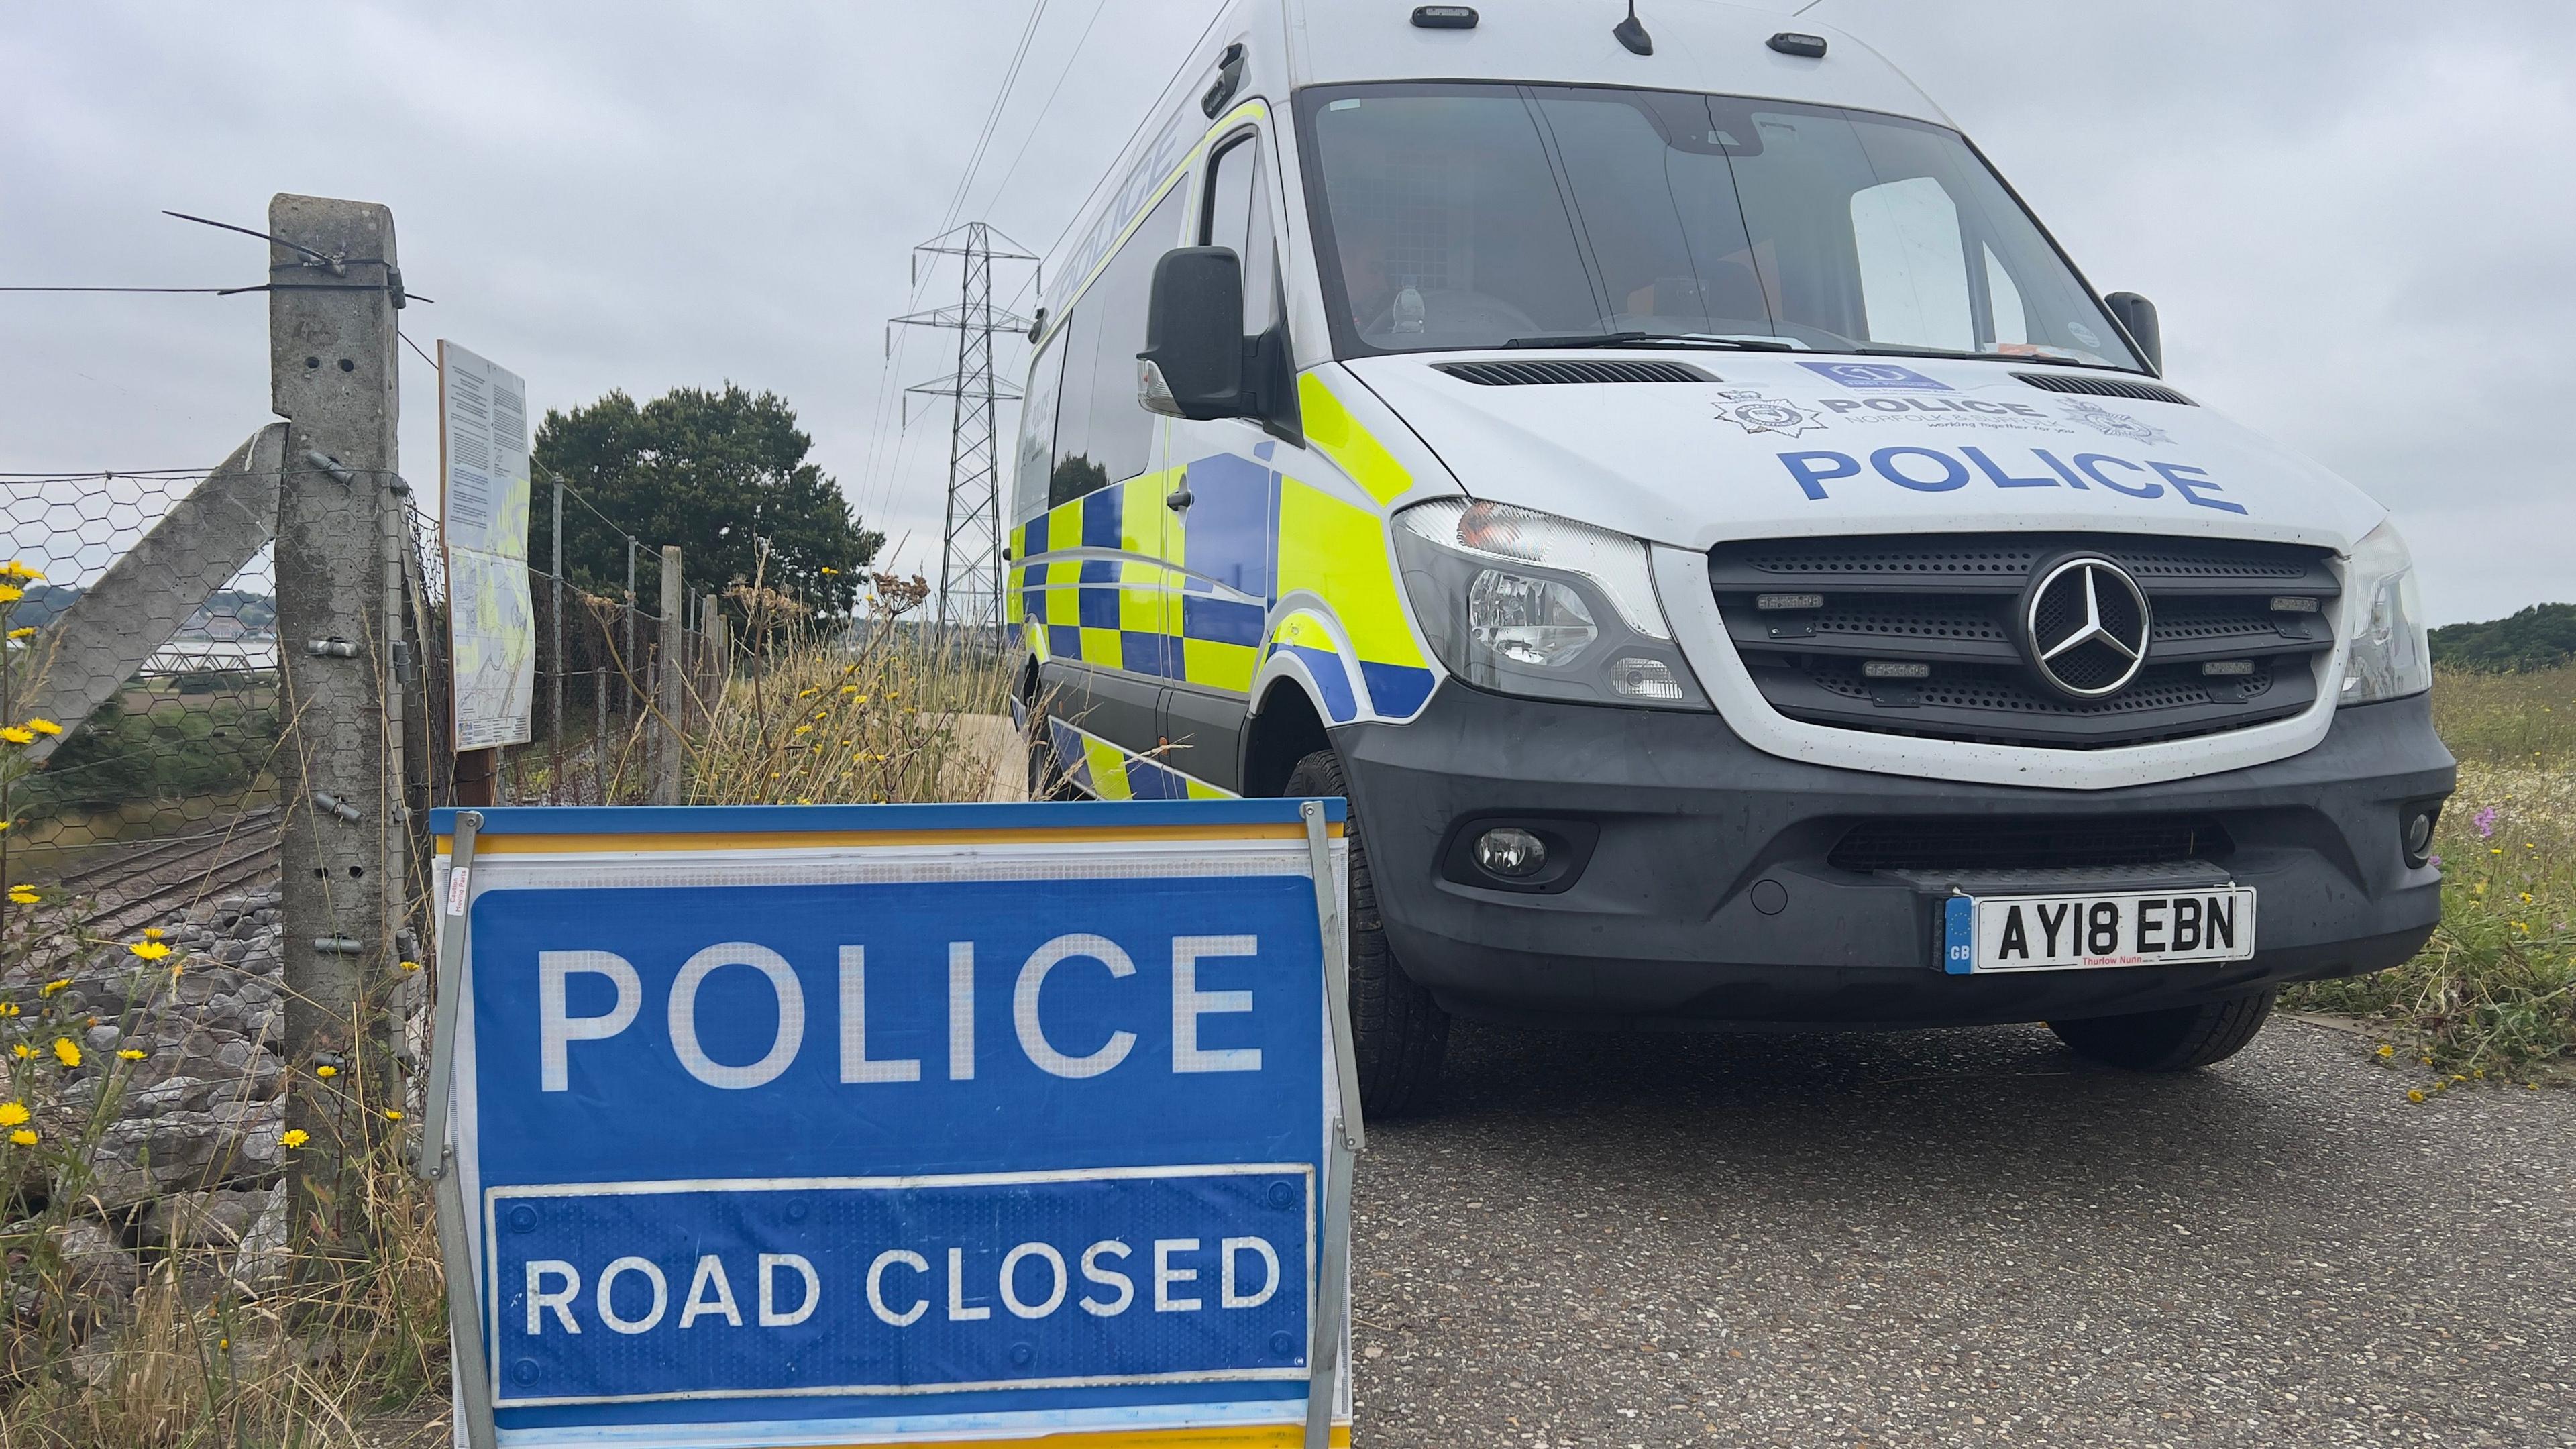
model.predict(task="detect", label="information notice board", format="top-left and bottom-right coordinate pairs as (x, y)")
top-left (437, 341), bottom-right (535, 750)
top-left (422, 800), bottom-right (1357, 1449)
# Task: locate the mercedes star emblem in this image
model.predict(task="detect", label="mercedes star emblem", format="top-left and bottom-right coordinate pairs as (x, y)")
top-left (2021, 556), bottom-right (2153, 699)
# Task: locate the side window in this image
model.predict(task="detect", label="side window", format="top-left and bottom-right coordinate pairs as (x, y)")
top-left (1015, 327), bottom-right (1068, 522)
top-left (1202, 131), bottom-right (1279, 332)
top-left (1051, 184), bottom-right (1185, 506)
top-left (1849, 176), bottom-right (1971, 352)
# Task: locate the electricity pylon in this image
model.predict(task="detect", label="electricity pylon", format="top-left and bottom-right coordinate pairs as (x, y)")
top-left (892, 223), bottom-right (1036, 632)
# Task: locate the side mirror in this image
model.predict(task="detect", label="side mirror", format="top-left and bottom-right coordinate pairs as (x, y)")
top-left (1138, 247), bottom-right (1248, 420)
top-left (2103, 292), bottom-right (2163, 375)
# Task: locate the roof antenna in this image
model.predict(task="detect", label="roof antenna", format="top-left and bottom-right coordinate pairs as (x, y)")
top-left (1613, 0), bottom-right (1653, 55)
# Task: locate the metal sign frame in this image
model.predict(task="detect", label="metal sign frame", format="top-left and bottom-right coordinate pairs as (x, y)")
top-left (419, 799), bottom-right (1359, 1449)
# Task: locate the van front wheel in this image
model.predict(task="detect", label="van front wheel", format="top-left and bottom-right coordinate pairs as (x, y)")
top-left (1283, 748), bottom-right (1448, 1116)
top-left (2049, 987), bottom-right (2277, 1071)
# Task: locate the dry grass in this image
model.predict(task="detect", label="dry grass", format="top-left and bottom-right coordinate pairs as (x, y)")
top-left (679, 586), bottom-right (1012, 807)
top-left (2288, 665), bottom-right (2576, 1080)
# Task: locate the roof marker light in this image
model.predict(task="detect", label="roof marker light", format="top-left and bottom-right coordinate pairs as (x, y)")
top-left (1411, 5), bottom-right (1478, 28)
top-left (1768, 32), bottom-right (1828, 58)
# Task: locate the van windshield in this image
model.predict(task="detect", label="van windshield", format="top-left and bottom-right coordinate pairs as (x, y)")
top-left (1295, 83), bottom-right (2143, 370)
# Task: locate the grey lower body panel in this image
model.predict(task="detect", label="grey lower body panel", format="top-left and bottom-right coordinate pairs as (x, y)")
top-left (1334, 690), bottom-right (2453, 1030)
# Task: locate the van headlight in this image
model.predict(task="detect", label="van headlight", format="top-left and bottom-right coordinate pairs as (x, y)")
top-left (1393, 498), bottom-right (1709, 710)
top-left (2339, 519), bottom-right (2432, 705)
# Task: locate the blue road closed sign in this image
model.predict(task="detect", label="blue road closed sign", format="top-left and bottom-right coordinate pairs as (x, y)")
top-left (421, 800), bottom-right (1356, 1449)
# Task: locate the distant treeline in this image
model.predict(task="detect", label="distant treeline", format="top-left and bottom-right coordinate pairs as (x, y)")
top-left (2430, 602), bottom-right (2576, 673)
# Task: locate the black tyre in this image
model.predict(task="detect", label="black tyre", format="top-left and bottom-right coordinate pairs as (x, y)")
top-left (1283, 748), bottom-right (1449, 1116)
top-left (2049, 987), bottom-right (2277, 1071)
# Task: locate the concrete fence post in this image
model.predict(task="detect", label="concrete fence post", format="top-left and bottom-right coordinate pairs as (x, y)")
top-left (656, 545), bottom-right (683, 804)
top-left (267, 192), bottom-right (406, 1267)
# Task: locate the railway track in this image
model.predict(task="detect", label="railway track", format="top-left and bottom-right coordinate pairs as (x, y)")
top-left (40, 806), bottom-right (284, 949)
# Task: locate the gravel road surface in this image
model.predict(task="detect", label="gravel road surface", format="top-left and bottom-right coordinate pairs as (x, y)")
top-left (1352, 1018), bottom-right (2575, 1448)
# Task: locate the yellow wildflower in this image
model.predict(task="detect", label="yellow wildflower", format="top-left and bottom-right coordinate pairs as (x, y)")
top-left (384, 1108), bottom-right (405, 1121)
top-left (7, 1128), bottom-right (34, 1148)
top-left (0, 727), bottom-right (32, 746)
top-left (315, 1064), bottom-right (338, 1079)
top-left (118, 1048), bottom-right (146, 1061)
top-left (129, 941), bottom-right (172, 961)
top-left (24, 718), bottom-right (58, 736)
top-left (12, 1043), bottom-right (34, 1060)
top-left (3, 627), bottom-right (28, 641)
top-left (0, 560), bottom-right (41, 580)
top-left (2374, 1043), bottom-right (2394, 1058)
top-left (39, 979), bottom-right (68, 997)
top-left (52, 1038), bottom-right (80, 1067)
top-left (820, 566), bottom-right (839, 575)
top-left (840, 684), bottom-right (859, 694)
top-left (280, 1128), bottom-right (310, 1149)
top-left (0, 1102), bottom-right (27, 1126)
top-left (0, 586), bottom-right (21, 606)
top-left (2406, 1089), bottom-right (2424, 1102)
top-left (400, 959), bottom-right (422, 973)
top-left (143, 927), bottom-right (164, 941)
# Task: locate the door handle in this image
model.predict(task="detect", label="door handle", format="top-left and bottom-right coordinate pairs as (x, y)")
top-left (1164, 485), bottom-right (1195, 512)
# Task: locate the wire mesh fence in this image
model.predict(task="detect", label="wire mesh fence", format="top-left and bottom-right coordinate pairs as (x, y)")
top-left (2, 472), bottom-right (283, 871)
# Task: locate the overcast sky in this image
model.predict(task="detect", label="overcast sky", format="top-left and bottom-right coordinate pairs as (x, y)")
top-left (4, 1), bottom-right (2568, 622)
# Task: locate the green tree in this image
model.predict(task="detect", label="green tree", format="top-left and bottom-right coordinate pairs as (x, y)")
top-left (2430, 602), bottom-right (2576, 674)
top-left (531, 385), bottom-right (882, 616)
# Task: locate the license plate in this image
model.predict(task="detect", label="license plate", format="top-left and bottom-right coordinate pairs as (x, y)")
top-left (1941, 887), bottom-right (2257, 973)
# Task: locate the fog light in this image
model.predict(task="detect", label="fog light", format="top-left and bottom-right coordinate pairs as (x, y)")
top-left (1474, 827), bottom-right (1546, 878)
top-left (1608, 657), bottom-right (1683, 700)
top-left (2404, 810), bottom-right (2434, 863)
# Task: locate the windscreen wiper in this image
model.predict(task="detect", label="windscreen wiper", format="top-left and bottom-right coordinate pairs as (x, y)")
top-left (1500, 331), bottom-right (1796, 352)
top-left (1848, 344), bottom-right (2146, 376)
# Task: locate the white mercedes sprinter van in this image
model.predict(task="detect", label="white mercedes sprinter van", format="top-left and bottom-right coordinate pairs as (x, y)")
top-left (1006, 0), bottom-right (2452, 1112)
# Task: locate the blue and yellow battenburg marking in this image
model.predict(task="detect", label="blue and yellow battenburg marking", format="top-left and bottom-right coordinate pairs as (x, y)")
top-left (1052, 716), bottom-right (1238, 801)
top-left (1007, 382), bottom-right (1443, 800)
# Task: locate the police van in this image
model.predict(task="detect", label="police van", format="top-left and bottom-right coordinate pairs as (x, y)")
top-left (1006, 0), bottom-right (2452, 1112)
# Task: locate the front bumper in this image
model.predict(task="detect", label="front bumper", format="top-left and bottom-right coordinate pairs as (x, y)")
top-left (1335, 688), bottom-right (2453, 1030)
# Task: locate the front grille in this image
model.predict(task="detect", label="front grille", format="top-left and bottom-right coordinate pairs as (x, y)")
top-left (2010, 371), bottom-right (2196, 405)
top-left (1434, 359), bottom-right (1716, 386)
top-left (1828, 816), bottom-right (2234, 873)
top-left (1711, 533), bottom-right (2337, 749)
